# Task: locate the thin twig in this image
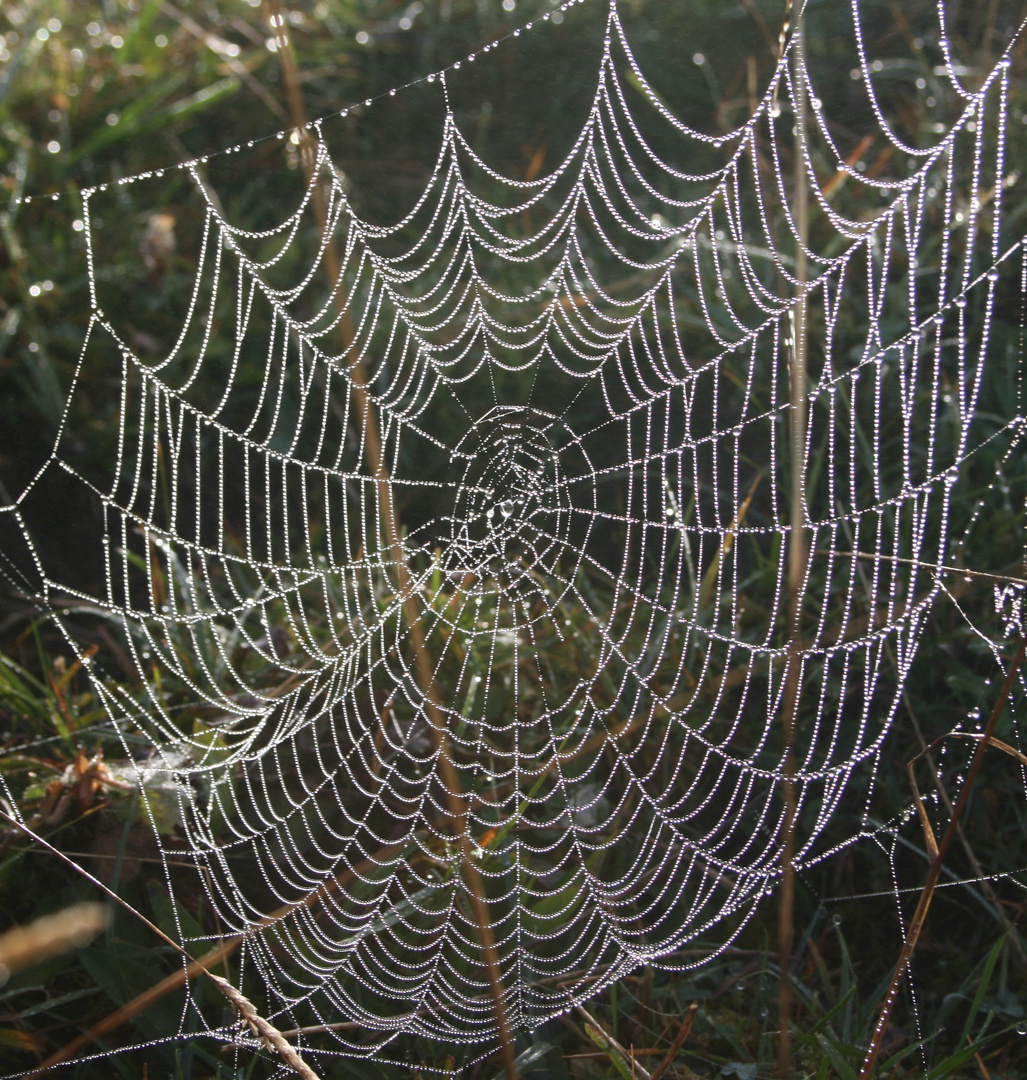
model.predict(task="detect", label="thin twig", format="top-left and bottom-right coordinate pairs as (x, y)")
top-left (968, 1032), bottom-right (994, 1080)
top-left (576, 1006), bottom-right (653, 1080)
top-left (1, 813), bottom-right (322, 1078)
top-left (902, 690), bottom-right (1027, 967)
top-left (859, 637), bottom-right (1027, 1079)
top-left (816, 549), bottom-right (1027, 588)
top-left (22, 940), bottom-right (242, 1079)
top-left (1, 810), bottom-right (389, 1079)
top-left (835, 521), bottom-right (1027, 968)
top-left (648, 1003), bottom-right (698, 1080)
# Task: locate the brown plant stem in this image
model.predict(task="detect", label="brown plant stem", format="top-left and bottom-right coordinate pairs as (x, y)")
top-left (648, 1003), bottom-right (698, 1080)
top-left (266, 7), bottom-right (517, 1075)
top-left (833, 524), bottom-right (1027, 969)
top-left (576, 1006), bottom-right (653, 1080)
top-left (778, 3), bottom-right (808, 1078)
top-left (858, 637), bottom-right (1027, 1080)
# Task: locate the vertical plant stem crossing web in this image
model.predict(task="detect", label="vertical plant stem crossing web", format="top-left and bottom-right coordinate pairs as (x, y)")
top-left (2, 0), bottom-right (1026, 1072)
top-left (777, 2), bottom-right (807, 1070)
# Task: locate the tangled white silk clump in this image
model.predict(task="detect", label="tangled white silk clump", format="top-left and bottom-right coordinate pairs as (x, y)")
top-left (3, 0), bottom-right (1023, 1067)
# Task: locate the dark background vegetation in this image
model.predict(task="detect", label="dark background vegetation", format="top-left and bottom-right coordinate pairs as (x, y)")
top-left (1, 0), bottom-right (1027, 1077)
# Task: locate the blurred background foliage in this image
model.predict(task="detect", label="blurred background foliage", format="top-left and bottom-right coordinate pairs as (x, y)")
top-left (1, 0), bottom-right (1027, 1077)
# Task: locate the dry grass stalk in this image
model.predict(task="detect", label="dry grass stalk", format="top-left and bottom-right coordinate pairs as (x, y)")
top-left (0, 812), bottom-right (321, 1080)
top-left (265, 5), bottom-right (518, 1074)
top-left (22, 942), bottom-right (237, 1079)
top-left (833, 529), bottom-right (1027, 971)
top-left (858, 637), bottom-right (1027, 1079)
top-left (209, 973), bottom-right (321, 1080)
top-left (576, 1005), bottom-right (653, 1080)
top-left (12, 807), bottom-right (509, 1074)
top-left (820, 549), bottom-right (1027, 589)
top-left (967, 1032), bottom-right (994, 1080)
top-left (779, 4), bottom-right (808, 1077)
top-left (0, 903), bottom-right (106, 983)
top-left (648, 1002), bottom-right (698, 1080)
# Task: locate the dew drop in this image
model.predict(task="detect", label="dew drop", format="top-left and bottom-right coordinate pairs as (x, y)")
top-left (1017, 1021), bottom-right (1027, 1035)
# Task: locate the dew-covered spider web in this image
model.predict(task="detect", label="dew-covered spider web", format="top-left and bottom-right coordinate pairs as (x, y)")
top-left (2, 0), bottom-right (1027, 1072)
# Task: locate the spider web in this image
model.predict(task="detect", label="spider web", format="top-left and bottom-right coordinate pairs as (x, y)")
top-left (2, 0), bottom-right (1026, 1071)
